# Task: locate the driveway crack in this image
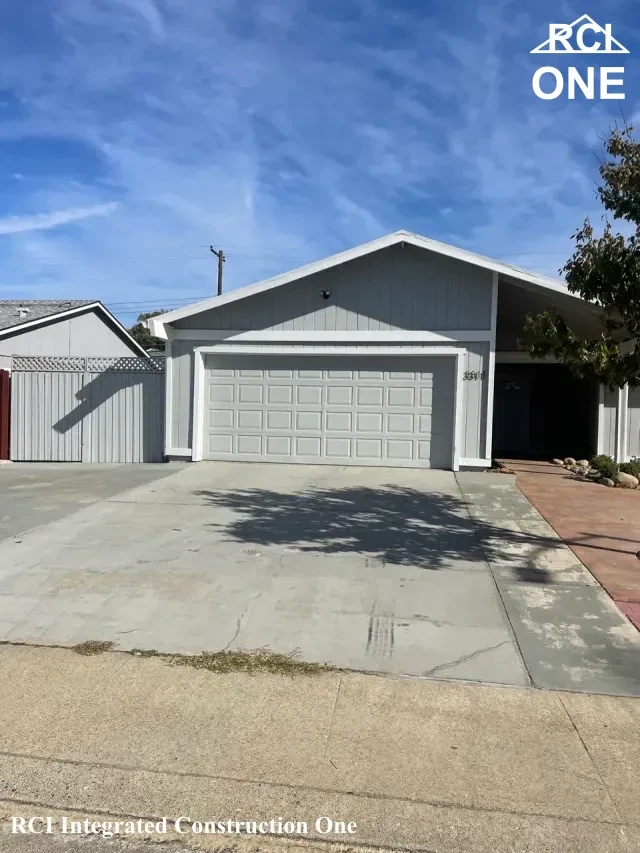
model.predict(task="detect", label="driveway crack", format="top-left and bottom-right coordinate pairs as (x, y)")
top-left (423, 641), bottom-right (510, 676)
top-left (223, 589), bottom-right (263, 651)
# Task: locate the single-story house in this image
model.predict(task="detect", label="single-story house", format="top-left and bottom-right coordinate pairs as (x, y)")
top-left (0, 300), bottom-right (149, 362)
top-left (149, 231), bottom-right (639, 470)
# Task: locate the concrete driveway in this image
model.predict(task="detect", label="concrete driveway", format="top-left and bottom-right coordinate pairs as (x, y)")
top-left (0, 463), bottom-right (181, 542)
top-left (0, 462), bottom-right (638, 694)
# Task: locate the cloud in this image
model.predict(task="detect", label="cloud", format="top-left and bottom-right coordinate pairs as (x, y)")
top-left (0, 203), bottom-right (119, 236)
top-left (0, 0), bottom-right (637, 315)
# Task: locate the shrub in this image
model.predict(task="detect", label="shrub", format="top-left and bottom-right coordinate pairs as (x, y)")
top-left (590, 455), bottom-right (620, 480)
top-left (619, 458), bottom-right (640, 478)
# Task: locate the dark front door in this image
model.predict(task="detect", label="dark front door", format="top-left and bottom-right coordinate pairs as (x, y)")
top-left (492, 364), bottom-right (598, 460)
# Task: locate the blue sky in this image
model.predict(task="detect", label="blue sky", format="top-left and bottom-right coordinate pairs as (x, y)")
top-left (0, 0), bottom-right (638, 324)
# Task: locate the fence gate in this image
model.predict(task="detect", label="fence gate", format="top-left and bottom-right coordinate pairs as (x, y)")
top-left (10, 356), bottom-right (165, 463)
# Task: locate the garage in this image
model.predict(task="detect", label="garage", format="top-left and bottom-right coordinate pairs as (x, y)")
top-left (204, 354), bottom-right (456, 468)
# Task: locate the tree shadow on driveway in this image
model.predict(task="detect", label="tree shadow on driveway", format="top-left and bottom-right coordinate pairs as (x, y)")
top-left (194, 484), bottom-right (568, 582)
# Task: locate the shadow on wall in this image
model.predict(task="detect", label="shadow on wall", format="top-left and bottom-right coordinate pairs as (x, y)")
top-left (52, 369), bottom-right (164, 462)
top-left (194, 484), bottom-right (567, 583)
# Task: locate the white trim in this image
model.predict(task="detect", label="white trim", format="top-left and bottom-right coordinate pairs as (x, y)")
top-left (622, 385), bottom-right (630, 462)
top-left (192, 348), bottom-right (206, 462)
top-left (617, 385), bottom-right (629, 462)
top-left (0, 301), bottom-right (150, 357)
top-left (170, 329), bottom-right (492, 343)
top-left (165, 447), bottom-right (192, 457)
top-left (453, 353), bottom-right (464, 471)
top-left (597, 384), bottom-right (605, 455)
top-left (163, 339), bottom-right (173, 455)
top-left (191, 344), bottom-right (464, 471)
top-left (484, 272), bottom-right (499, 462)
top-left (459, 458), bottom-right (492, 467)
top-left (195, 344), bottom-right (460, 356)
top-left (615, 387), bottom-right (624, 462)
top-left (149, 229), bottom-right (586, 335)
top-left (495, 351), bottom-right (560, 363)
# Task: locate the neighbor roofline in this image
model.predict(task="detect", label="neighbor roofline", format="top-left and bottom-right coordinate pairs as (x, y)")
top-left (147, 230), bottom-right (589, 339)
top-left (0, 301), bottom-right (150, 357)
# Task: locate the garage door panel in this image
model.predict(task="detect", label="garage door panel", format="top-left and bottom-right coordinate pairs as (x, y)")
top-left (296, 437), bottom-right (321, 456)
top-left (325, 437), bottom-right (351, 458)
top-left (357, 412), bottom-right (383, 432)
top-left (204, 355), bottom-right (455, 469)
top-left (267, 385), bottom-right (292, 404)
top-left (237, 410), bottom-right (263, 429)
top-left (387, 412), bottom-right (413, 433)
top-left (387, 439), bottom-right (414, 460)
top-left (297, 385), bottom-right (322, 405)
top-left (357, 386), bottom-right (383, 406)
top-left (210, 383), bottom-right (234, 403)
top-left (209, 434), bottom-right (233, 454)
top-left (266, 410), bottom-right (292, 430)
top-left (296, 411), bottom-right (322, 431)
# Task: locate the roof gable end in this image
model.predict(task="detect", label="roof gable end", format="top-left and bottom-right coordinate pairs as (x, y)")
top-left (148, 230), bottom-right (585, 339)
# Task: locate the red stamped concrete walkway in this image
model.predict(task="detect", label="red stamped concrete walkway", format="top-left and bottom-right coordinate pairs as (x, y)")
top-left (504, 460), bottom-right (640, 631)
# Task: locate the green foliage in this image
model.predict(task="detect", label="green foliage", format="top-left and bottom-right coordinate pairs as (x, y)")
top-left (129, 310), bottom-right (166, 351)
top-left (590, 454), bottom-right (619, 480)
top-left (524, 124), bottom-right (640, 388)
top-left (619, 459), bottom-right (640, 478)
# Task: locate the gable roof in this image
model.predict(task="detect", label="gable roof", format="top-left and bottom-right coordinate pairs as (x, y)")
top-left (0, 300), bottom-right (94, 331)
top-left (0, 299), bottom-right (150, 357)
top-left (148, 230), bottom-right (590, 338)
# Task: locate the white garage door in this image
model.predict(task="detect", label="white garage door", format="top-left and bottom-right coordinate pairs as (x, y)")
top-left (204, 355), bottom-right (455, 469)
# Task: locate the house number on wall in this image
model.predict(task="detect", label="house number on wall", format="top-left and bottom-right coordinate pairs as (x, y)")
top-left (463, 371), bottom-right (486, 380)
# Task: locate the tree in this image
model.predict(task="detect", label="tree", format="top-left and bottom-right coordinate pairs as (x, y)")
top-left (524, 124), bottom-right (640, 388)
top-left (129, 310), bottom-right (166, 351)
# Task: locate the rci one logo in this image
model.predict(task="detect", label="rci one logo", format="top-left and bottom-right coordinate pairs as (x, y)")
top-left (531, 15), bottom-right (628, 100)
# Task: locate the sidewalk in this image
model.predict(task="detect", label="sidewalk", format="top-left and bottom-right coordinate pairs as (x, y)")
top-left (0, 644), bottom-right (638, 853)
top-left (507, 460), bottom-right (640, 630)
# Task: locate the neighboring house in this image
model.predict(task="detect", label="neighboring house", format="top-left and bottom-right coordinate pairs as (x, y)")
top-left (0, 300), bottom-right (149, 360)
top-left (0, 301), bottom-right (163, 464)
top-left (149, 231), bottom-right (640, 470)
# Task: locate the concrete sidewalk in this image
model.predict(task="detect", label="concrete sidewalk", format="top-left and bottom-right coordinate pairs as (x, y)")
top-left (0, 645), bottom-right (637, 853)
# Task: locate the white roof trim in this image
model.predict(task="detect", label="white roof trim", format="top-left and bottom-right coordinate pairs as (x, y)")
top-left (0, 301), bottom-right (150, 358)
top-left (148, 230), bottom-right (588, 338)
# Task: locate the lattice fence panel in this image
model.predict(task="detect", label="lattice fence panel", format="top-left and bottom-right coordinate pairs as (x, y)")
top-left (13, 355), bottom-right (164, 373)
top-left (86, 356), bottom-right (165, 373)
top-left (12, 356), bottom-right (87, 372)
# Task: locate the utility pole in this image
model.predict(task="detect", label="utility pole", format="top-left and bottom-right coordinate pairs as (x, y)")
top-left (209, 247), bottom-right (225, 295)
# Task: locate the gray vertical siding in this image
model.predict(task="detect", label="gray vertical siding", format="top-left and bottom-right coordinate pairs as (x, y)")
top-left (461, 343), bottom-right (489, 461)
top-left (11, 370), bottom-right (84, 461)
top-left (627, 386), bottom-right (640, 460)
top-left (173, 245), bottom-right (493, 333)
top-left (168, 340), bottom-right (488, 463)
top-left (0, 310), bottom-right (141, 357)
top-left (11, 360), bottom-right (164, 462)
top-left (599, 385), bottom-right (618, 458)
top-left (170, 338), bottom-right (198, 448)
top-left (82, 371), bottom-right (165, 462)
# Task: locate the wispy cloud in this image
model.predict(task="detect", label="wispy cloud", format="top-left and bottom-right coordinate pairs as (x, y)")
top-left (0, 203), bottom-right (119, 236)
top-left (0, 0), bottom-right (637, 315)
